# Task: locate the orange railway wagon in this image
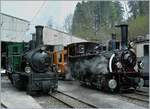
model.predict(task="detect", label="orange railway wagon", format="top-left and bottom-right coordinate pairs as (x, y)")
top-left (52, 47), bottom-right (71, 79)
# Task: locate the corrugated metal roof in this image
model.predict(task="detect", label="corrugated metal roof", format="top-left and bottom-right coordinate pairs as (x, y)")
top-left (1, 13), bottom-right (87, 44)
top-left (43, 26), bottom-right (87, 46)
top-left (0, 12), bottom-right (29, 23)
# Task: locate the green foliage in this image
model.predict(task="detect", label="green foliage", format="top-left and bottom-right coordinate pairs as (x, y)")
top-left (72, 1), bottom-right (124, 42)
top-left (128, 15), bottom-right (149, 40)
top-left (127, 1), bottom-right (149, 39)
top-left (71, 1), bottom-right (149, 42)
top-left (128, 1), bottom-right (149, 19)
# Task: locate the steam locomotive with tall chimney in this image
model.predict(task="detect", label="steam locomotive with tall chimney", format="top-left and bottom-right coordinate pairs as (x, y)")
top-left (67, 24), bottom-right (144, 92)
top-left (6, 24), bottom-right (144, 93)
top-left (6, 26), bottom-right (58, 94)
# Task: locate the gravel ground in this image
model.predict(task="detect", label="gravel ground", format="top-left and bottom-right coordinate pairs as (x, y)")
top-left (1, 76), bottom-right (149, 108)
top-left (1, 76), bottom-right (42, 108)
top-left (1, 76), bottom-right (69, 108)
top-left (33, 95), bottom-right (70, 108)
top-left (58, 80), bottom-right (149, 109)
top-left (116, 95), bottom-right (149, 108)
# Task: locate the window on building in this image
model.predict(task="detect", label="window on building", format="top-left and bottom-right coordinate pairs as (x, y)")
top-left (79, 45), bottom-right (84, 53)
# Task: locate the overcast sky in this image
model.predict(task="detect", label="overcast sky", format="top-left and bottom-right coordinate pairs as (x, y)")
top-left (1, 1), bottom-right (129, 33)
top-left (1, 1), bottom-right (79, 32)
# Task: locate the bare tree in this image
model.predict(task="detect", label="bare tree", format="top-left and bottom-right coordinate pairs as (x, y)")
top-left (63, 14), bottom-right (73, 34)
top-left (47, 17), bottom-right (53, 28)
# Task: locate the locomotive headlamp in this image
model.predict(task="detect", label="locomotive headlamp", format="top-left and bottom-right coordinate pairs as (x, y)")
top-left (116, 62), bottom-right (122, 69)
top-left (139, 61), bottom-right (144, 69)
top-left (108, 79), bottom-right (117, 89)
top-left (25, 66), bottom-right (31, 73)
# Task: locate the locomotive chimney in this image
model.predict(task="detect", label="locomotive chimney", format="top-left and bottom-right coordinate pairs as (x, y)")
top-left (30, 33), bottom-right (36, 49)
top-left (35, 25), bottom-right (44, 47)
top-left (116, 24), bottom-right (128, 49)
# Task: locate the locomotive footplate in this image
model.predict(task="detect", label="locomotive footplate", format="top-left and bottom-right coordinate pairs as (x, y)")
top-left (95, 73), bottom-right (144, 92)
top-left (114, 73), bottom-right (143, 89)
top-left (27, 72), bottom-right (58, 94)
top-left (11, 72), bottom-right (29, 90)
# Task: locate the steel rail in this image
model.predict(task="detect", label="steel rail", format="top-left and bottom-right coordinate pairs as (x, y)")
top-left (135, 91), bottom-right (149, 97)
top-left (1, 103), bottom-right (7, 108)
top-left (58, 91), bottom-right (97, 108)
top-left (50, 91), bottom-right (97, 108)
top-left (49, 94), bottom-right (74, 108)
top-left (120, 93), bottom-right (149, 103)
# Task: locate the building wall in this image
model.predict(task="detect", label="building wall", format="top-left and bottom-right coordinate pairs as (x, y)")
top-left (1, 13), bottom-right (30, 42)
top-left (136, 42), bottom-right (149, 57)
top-left (136, 43), bottom-right (144, 57)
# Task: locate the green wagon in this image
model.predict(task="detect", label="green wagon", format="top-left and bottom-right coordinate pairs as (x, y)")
top-left (7, 42), bottom-right (24, 72)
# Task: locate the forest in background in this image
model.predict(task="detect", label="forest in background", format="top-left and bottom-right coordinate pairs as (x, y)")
top-left (64, 1), bottom-right (149, 42)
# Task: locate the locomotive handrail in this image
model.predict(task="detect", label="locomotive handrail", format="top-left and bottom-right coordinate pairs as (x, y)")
top-left (109, 54), bottom-right (115, 72)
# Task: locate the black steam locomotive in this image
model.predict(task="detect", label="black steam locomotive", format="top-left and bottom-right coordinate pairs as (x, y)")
top-left (67, 25), bottom-right (144, 92)
top-left (7, 26), bottom-right (58, 94)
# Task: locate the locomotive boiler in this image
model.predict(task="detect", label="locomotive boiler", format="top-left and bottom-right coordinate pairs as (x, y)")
top-left (7, 26), bottom-right (58, 94)
top-left (67, 24), bottom-right (144, 92)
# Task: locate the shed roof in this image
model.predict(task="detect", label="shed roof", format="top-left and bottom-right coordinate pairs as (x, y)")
top-left (0, 12), bottom-right (29, 23)
top-left (1, 13), bottom-right (30, 42)
top-left (43, 26), bottom-right (87, 46)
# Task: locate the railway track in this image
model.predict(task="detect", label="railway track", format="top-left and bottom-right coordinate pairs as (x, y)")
top-left (120, 91), bottom-right (149, 103)
top-left (135, 90), bottom-right (149, 97)
top-left (121, 93), bottom-right (149, 103)
top-left (33, 91), bottom-right (97, 108)
top-left (117, 90), bottom-right (149, 108)
top-left (32, 94), bottom-right (70, 108)
top-left (1, 103), bottom-right (7, 108)
top-left (50, 91), bottom-right (97, 108)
